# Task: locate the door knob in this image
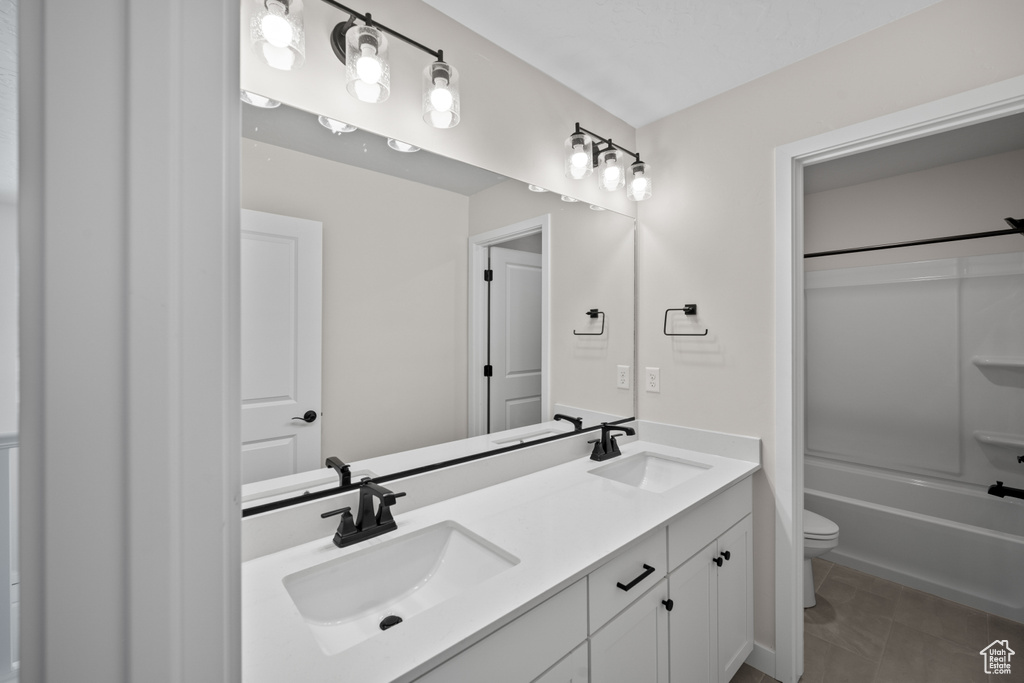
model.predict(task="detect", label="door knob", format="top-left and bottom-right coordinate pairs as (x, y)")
top-left (292, 410), bottom-right (318, 423)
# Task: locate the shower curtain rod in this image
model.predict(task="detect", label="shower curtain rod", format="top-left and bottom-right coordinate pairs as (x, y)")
top-left (804, 217), bottom-right (1024, 259)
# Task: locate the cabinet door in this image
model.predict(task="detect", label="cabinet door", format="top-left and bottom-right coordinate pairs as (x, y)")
top-left (668, 542), bottom-right (717, 683)
top-left (534, 642), bottom-right (589, 683)
top-left (716, 515), bottom-right (753, 682)
top-left (591, 579), bottom-right (669, 683)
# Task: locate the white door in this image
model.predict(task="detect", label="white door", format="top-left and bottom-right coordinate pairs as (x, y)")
top-left (240, 209), bottom-right (323, 484)
top-left (488, 246), bottom-right (542, 432)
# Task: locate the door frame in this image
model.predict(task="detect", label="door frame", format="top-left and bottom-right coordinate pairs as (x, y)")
top-left (772, 74), bottom-right (1024, 683)
top-left (468, 215), bottom-right (551, 437)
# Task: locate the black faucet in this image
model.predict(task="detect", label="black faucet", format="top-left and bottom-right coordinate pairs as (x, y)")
top-left (988, 481), bottom-right (1024, 501)
top-left (325, 456), bottom-right (351, 487)
top-left (553, 413), bottom-right (583, 432)
top-left (589, 423), bottom-right (636, 461)
top-left (321, 478), bottom-right (407, 548)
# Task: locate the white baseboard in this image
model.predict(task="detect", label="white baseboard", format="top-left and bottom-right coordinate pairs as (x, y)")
top-left (746, 641), bottom-right (776, 680)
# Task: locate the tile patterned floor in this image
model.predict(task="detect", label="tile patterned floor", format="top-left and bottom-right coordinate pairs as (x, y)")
top-left (729, 559), bottom-right (1024, 683)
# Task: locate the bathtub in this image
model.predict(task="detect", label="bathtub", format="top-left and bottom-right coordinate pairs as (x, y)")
top-left (805, 455), bottom-right (1024, 623)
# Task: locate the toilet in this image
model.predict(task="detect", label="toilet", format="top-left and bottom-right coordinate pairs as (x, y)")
top-left (803, 509), bottom-right (839, 608)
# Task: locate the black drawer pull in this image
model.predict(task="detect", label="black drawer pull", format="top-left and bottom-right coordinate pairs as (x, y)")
top-left (617, 564), bottom-right (656, 592)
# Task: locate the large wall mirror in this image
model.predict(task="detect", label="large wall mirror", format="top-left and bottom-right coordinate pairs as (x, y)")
top-left (239, 100), bottom-right (635, 498)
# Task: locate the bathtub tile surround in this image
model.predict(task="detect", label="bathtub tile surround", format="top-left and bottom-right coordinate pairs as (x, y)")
top-left (802, 558), bottom-right (1024, 683)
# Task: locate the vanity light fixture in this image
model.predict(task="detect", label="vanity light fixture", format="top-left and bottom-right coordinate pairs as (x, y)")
top-left (322, 1), bottom-right (460, 128)
top-left (240, 90), bottom-right (282, 108)
top-left (387, 138), bottom-right (420, 153)
top-left (249, 0), bottom-right (306, 71)
top-left (318, 115), bottom-right (357, 134)
top-left (564, 122), bottom-right (653, 201)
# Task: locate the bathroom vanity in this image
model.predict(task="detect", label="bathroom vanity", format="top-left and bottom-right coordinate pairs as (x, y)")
top-left (242, 426), bottom-right (759, 682)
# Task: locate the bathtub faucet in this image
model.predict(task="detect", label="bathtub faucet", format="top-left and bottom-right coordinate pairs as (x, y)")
top-left (987, 481), bottom-right (1024, 501)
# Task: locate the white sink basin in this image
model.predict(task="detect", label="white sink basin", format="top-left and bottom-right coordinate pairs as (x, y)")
top-left (590, 452), bottom-right (710, 493)
top-left (282, 521), bottom-right (519, 655)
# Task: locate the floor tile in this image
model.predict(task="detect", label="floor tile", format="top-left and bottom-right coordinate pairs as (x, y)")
top-left (811, 557), bottom-right (833, 592)
top-left (875, 621), bottom-right (988, 683)
top-left (800, 633), bottom-right (829, 683)
top-left (729, 662), bottom-right (764, 683)
top-left (827, 564), bottom-right (902, 602)
top-left (805, 574), bottom-right (897, 662)
top-left (894, 587), bottom-right (989, 650)
top-left (821, 642), bottom-right (878, 683)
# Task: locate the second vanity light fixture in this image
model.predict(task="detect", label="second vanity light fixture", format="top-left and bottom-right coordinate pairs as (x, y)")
top-left (324, 0), bottom-right (460, 128)
top-left (564, 123), bottom-right (652, 201)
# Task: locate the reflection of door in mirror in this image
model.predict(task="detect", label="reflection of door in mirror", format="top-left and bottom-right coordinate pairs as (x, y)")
top-left (240, 209), bottom-right (323, 484)
top-left (488, 244), bottom-right (542, 433)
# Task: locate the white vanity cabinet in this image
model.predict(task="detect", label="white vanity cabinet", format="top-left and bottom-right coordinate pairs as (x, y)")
top-left (667, 479), bottom-right (753, 683)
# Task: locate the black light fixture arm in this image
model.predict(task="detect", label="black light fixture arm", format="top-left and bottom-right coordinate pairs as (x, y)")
top-left (320, 0), bottom-right (443, 61)
top-left (574, 122), bottom-right (641, 163)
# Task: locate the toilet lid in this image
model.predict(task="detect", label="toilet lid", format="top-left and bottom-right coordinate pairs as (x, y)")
top-left (803, 509), bottom-right (839, 539)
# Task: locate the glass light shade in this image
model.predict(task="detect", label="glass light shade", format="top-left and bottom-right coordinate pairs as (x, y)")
top-left (250, 0), bottom-right (305, 71)
top-left (240, 90), bottom-right (281, 108)
top-left (560, 195), bottom-right (579, 203)
top-left (423, 61), bottom-right (460, 129)
top-left (597, 148), bottom-right (626, 191)
top-left (387, 138), bottom-right (420, 153)
top-left (589, 204), bottom-right (606, 211)
top-left (346, 24), bottom-right (390, 103)
top-left (318, 115), bottom-right (356, 134)
top-left (564, 132), bottom-right (593, 179)
top-left (527, 185), bottom-right (548, 193)
top-left (626, 160), bottom-right (653, 201)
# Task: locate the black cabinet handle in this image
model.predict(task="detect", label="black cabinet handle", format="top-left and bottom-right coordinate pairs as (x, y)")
top-left (292, 410), bottom-right (318, 423)
top-left (713, 556), bottom-right (724, 567)
top-left (662, 598), bottom-right (674, 612)
top-left (617, 564), bottom-right (655, 592)
top-left (721, 550), bottom-right (731, 561)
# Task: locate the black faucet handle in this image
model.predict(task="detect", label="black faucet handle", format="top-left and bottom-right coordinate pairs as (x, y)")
top-left (382, 490), bottom-right (407, 506)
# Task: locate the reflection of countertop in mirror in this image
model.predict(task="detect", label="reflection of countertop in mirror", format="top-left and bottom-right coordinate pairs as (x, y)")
top-left (242, 428), bottom-right (760, 683)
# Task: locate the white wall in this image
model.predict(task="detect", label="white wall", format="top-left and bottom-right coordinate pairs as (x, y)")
top-left (469, 181), bottom-right (635, 419)
top-left (239, 0), bottom-right (637, 216)
top-left (242, 139), bottom-right (470, 461)
top-left (636, 0), bottom-right (1024, 654)
top-left (0, 201), bottom-right (15, 435)
top-left (806, 148), bottom-right (1024, 270)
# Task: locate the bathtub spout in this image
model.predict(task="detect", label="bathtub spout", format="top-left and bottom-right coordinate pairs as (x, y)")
top-left (988, 481), bottom-right (1024, 501)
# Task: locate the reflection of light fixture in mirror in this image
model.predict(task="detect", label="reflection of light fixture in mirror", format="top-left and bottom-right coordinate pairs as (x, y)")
top-left (345, 23), bottom-right (390, 103)
top-left (564, 122), bottom-right (652, 201)
top-left (240, 90), bottom-right (282, 108)
top-left (589, 204), bottom-right (606, 211)
top-left (561, 195), bottom-right (579, 203)
top-left (564, 131), bottom-right (594, 180)
top-left (528, 185), bottom-right (548, 193)
top-left (387, 138), bottom-right (420, 153)
top-left (250, 0), bottom-right (306, 71)
top-left (325, 3), bottom-right (460, 127)
top-left (318, 115), bottom-right (357, 134)
top-left (423, 58), bottom-right (460, 129)
top-left (626, 160), bottom-right (652, 201)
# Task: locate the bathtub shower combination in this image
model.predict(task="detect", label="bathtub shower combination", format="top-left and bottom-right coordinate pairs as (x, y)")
top-left (804, 252), bottom-right (1024, 623)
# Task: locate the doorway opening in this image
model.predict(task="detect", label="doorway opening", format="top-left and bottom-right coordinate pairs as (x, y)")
top-left (468, 215), bottom-right (551, 437)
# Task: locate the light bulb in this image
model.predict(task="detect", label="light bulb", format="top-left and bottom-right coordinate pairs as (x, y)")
top-left (429, 81), bottom-right (454, 112)
top-left (564, 132), bottom-right (593, 180)
top-left (570, 148), bottom-right (589, 169)
top-left (356, 45), bottom-right (383, 84)
top-left (260, 11), bottom-right (293, 48)
top-left (602, 165), bottom-right (621, 185)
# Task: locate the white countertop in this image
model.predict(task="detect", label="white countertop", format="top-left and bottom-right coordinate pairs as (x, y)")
top-left (242, 440), bottom-right (759, 683)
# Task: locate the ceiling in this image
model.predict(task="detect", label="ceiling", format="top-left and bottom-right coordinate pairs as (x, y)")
top-left (422, 0), bottom-right (943, 128)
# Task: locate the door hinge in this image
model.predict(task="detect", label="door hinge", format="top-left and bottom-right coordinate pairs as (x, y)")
top-left (484, 269), bottom-right (493, 282)
top-left (484, 364), bottom-right (493, 377)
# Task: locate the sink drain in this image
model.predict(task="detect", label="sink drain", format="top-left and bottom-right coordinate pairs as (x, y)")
top-left (379, 614), bottom-right (403, 631)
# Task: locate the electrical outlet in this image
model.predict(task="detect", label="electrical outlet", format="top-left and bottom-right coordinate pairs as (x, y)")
top-left (617, 365), bottom-right (630, 389)
top-left (646, 367), bottom-right (660, 393)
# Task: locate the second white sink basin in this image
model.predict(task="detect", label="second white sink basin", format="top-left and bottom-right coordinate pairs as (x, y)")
top-left (282, 521), bottom-right (518, 655)
top-left (590, 451), bottom-right (710, 493)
